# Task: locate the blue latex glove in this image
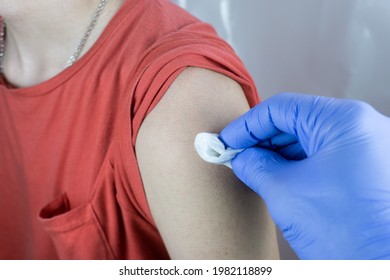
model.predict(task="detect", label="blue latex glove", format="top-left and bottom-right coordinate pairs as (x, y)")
top-left (220, 92), bottom-right (390, 259)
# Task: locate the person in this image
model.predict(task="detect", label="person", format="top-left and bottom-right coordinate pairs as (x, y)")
top-left (220, 92), bottom-right (390, 259)
top-left (0, 0), bottom-right (279, 259)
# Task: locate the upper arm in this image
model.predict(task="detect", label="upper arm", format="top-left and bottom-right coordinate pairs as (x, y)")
top-left (135, 67), bottom-right (279, 259)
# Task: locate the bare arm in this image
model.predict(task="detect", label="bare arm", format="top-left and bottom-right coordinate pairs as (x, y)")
top-left (136, 67), bottom-right (279, 259)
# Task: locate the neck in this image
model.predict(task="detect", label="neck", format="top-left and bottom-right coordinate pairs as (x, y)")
top-left (0, 0), bottom-right (124, 87)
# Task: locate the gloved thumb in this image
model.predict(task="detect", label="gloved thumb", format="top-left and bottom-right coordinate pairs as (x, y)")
top-left (231, 147), bottom-right (288, 200)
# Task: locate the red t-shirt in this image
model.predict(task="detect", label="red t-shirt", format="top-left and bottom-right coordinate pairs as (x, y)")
top-left (0, 0), bottom-right (259, 259)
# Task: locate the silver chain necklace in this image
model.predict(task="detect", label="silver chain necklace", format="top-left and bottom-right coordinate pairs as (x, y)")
top-left (0, 0), bottom-right (107, 74)
top-left (0, 18), bottom-right (6, 73)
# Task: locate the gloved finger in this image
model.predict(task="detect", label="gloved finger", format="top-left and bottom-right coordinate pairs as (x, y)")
top-left (231, 147), bottom-right (288, 200)
top-left (256, 133), bottom-right (306, 160)
top-left (220, 92), bottom-right (320, 149)
top-left (258, 133), bottom-right (298, 150)
top-left (276, 142), bottom-right (307, 160)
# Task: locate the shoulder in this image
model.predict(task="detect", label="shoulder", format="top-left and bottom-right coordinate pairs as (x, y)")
top-left (136, 67), bottom-right (251, 175)
top-left (135, 67), bottom-right (251, 182)
top-left (137, 67), bottom-right (251, 137)
top-left (135, 67), bottom-right (278, 259)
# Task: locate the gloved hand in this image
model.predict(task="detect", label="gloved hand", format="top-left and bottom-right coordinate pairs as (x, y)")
top-left (220, 92), bottom-right (390, 259)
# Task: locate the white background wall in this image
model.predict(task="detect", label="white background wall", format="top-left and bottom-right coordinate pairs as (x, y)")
top-left (173, 0), bottom-right (390, 116)
top-left (172, 0), bottom-right (390, 259)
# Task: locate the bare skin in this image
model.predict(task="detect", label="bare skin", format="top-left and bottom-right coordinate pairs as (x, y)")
top-left (136, 67), bottom-right (279, 259)
top-left (0, 0), bottom-right (124, 87)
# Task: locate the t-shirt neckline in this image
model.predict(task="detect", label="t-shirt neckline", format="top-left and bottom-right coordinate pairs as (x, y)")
top-left (0, 0), bottom-right (136, 97)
